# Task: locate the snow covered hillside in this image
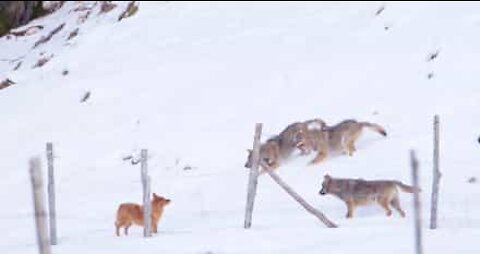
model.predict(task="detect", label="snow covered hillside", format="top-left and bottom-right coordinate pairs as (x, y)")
top-left (1, 1), bottom-right (480, 253)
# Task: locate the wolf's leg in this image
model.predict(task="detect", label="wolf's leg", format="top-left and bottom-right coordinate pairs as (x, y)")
top-left (390, 196), bottom-right (406, 217)
top-left (310, 150), bottom-right (327, 165)
top-left (269, 161), bottom-right (280, 171)
top-left (259, 162), bottom-right (278, 175)
top-left (297, 142), bottom-right (311, 155)
top-left (258, 161), bottom-right (274, 174)
top-left (379, 198), bottom-right (392, 216)
top-left (346, 200), bottom-right (355, 218)
top-left (258, 168), bottom-right (265, 175)
top-left (341, 136), bottom-right (349, 155)
top-left (347, 130), bottom-right (363, 156)
top-left (347, 140), bottom-right (356, 156)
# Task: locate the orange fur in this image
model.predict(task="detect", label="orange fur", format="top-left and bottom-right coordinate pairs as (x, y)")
top-left (115, 193), bottom-right (171, 236)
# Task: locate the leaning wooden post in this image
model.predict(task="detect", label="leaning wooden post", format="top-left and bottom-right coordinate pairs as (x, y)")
top-left (430, 115), bottom-right (441, 229)
top-left (244, 123), bottom-right (262, 229)
top-left (46, 143), bottom-right (57, 245)
top-left (410, 150), bottom-right (423, 254)
top-left (30, 157), bottom-right (52, 254)
top-left (141, 149), bottom-right (152, 237)
top-left (265, 170), bottom-right (338, 228)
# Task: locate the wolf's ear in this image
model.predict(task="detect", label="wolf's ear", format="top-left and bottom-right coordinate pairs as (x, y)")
top-left (246, 149), bottom-right (252, 154)
top-left (324, 174), bottom-right (331, 180)
top-left (319, 120), bottom-right (327, 128)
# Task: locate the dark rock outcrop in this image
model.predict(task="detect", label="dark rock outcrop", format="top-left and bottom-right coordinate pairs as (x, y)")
top-left (0, 1), bottom-right (46, 36)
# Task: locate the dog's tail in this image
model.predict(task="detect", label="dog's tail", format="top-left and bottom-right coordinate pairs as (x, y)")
top-left (114, 204), bottom-right (124, 227)
top-left (360, 122), bottom-right (387, 137)
top-left (394, 181), bottom-right (420, 193)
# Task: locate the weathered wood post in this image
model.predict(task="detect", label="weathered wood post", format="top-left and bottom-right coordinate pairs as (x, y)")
top-left (244, 123), bottom-right (262, 229)
top-left (430, 115), bottom-right (441, 229)
top-left (410, 150), bottom-right (423, 254)
top-left (140, 149), bottom-right (152, 237)
top-left (46, 142), bottom-right (57, 245)
top-left (30, 157), bottom-right (52, 254)
top-left (265, 170), bottom-right (338, 228)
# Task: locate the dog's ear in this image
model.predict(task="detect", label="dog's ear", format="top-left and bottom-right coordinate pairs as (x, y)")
top-left (153, 193), bottom-right (159, 199)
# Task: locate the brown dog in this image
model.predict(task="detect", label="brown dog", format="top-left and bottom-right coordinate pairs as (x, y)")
top-left (115, 193), bottom-right (171, 236)
top-left (319, 175), bottom-right (418, 218)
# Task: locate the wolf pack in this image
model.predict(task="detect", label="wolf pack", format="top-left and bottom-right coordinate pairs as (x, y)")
top-left (244, 118), bottom-right (419, 219)
top-left (114, 118), bottom-right (419, 236)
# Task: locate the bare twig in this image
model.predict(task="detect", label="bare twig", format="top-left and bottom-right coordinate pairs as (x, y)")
top-left (118, 2), bottom-right (139, 21)
top-left (375, 5), bottom-right (385, 16)
top-left (33, 23), bottom-right (65, 49)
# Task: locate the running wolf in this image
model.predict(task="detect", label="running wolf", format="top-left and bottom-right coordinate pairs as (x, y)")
top-left (296, 119), bottom-right (386, 165)
top-left (324, 119), bottom-right (387, 156)
top-left (319, 175), bottom-right (418, 218)
top-left (244, 118), bottom-right (327, 172)
top-left (244, 136), bottom-right (282, 172)
top-left (295, 118), bottom-right (329, 164)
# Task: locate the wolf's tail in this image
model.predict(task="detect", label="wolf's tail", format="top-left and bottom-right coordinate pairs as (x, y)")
top-left (394, 181), bottom-right (420, 193)
top-left (360, 122), bottom-right (387, 137)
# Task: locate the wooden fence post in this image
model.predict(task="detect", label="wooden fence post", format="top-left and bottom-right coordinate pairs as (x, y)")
top-left (410, 150), bottom-right (423, 254)
top-left (141, 149), bottom-right (152, 237)
top-left (30, 157), bottom-right (52, 254)
top-left (265, 170), bottom-right (338, 228)
top-left (430, 115), bottom-right (441, 229)
top-left (46, 143), bottom-right (57, 245)
top-left (244, 123), bottom-right (262, 229)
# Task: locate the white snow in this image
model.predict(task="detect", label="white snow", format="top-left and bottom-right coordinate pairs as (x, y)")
top-left (1, 1), bottom-right (480, 253)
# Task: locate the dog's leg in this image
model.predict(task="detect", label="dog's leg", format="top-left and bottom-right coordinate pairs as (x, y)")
top-left (115, 224), bottom-right (121, 236)
top-left (124, 222), bottom-right (132, 235)
top-left (152, 222), bottom-right (158, 233)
